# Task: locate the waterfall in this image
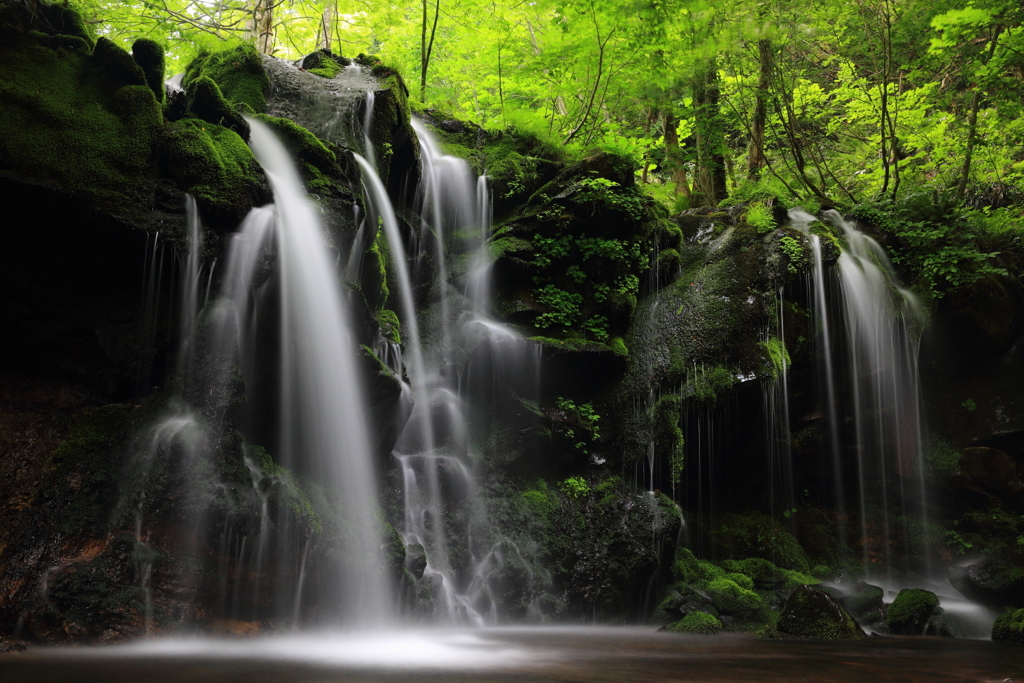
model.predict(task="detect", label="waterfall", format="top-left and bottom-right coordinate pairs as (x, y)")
top-left (352, 118), bottom-right (543, 624)
top-left (247, 118), bottom-right (390, 624)
top-left (789, 208), bottom-right (929, 577)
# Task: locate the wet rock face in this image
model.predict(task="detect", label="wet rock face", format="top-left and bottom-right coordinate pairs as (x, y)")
top-left (777, 586), bottom-right (866, 640)
top-left (960, 447), bottom-right (1024, 497)
top-left (886, 588), bottom-right (940, 636)
top-left (948, 559), bottom-right (1024, 610)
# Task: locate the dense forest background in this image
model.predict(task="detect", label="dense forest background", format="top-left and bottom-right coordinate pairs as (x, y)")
top-left (63, 0), bottom-right (1023, 300)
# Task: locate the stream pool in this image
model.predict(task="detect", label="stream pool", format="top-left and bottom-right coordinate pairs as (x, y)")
top-left (1, 627), bottom-right (1021, 682)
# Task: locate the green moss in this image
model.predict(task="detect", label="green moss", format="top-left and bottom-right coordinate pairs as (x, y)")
top-left (308, 60), bottom-right (342, 79)
top-left (253, 114), bottom-right (342, 196)
top-left (185, 75), bottom-right (248, 137)
top-left (724, 557), bottom-right (822, 591)
top-left (361, 235), bottom-right (390, 310)
top-left (183, 44), bottom-right (269, 113)
top-left (674, 547), bottom-right (703, 584)
top-left (376, 309), bottom-right (401, 344)
top-left (609, 336), bottom-right (629, 357)
top-left (131, 38), bottom-right (165, 104)
top-left (0, 24), bottom-right (162, 218)
top-left (886, 588), bottom-right (940, 635)
top-left (668, 611), bottom-right (721, 634)
top-left (49, 404), bottom-right (134, 535)
top-left (689, 365), bottom-right (736, 403)
top-left (161, 118), bottom-right (262, 223)
top-left (712, 512), bottom-right (812, 573)
top-left (761, 337), bottom-right (790, 380)
top-left (91, 37), bottom-right (147, 88)
top-left (248, 445), bottom-right (323, 534)
top-left (724, 572), bottom-right (755, 591)
top-left (32, 1), bottom-right (95, 47)
top-left (992, 608), bottom-right (1024, 644)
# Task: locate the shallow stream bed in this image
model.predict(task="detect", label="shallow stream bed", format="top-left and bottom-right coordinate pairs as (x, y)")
top-left (1, 627), bottom-right (1021, 682)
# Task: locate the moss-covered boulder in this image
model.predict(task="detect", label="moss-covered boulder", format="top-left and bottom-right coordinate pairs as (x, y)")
top-left (668, 611), bottom-right (721, 634)
top-left (777, 586), bottom-right (866, 640)
top-left (814, 581), bottom-right (884, 621)
top-left (707, 576), bottom-right (766, 619)
top-left (131, 38), bottom-right (165, 104)
top-left (0, 2), bottom-right (163, 219)
top-left (723, 557), bottom-right (818, 591)
top-left (710, 513), bottom-right (812, 573)
top-left (184, 76), bottom-right (249, 139)
top-left (182, 44), bottom-right (269, 113)
top-left (886, 588), bottom-right (940, 635)
top-left (992, 607), bottom-right (1024, 644)
top-left (159, 118), bottom-right (269, 228)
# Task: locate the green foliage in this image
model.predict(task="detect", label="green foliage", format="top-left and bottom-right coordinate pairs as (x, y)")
top-left (668, 611), bottom-right (721, 634)
top-left (560, 476), bottom-right (590, 499)
top-left (779, 235), bottom-right (806, 274)
top-left (852, 191), bottom-right (1008, 298)
top-left (556, 397), bottom-right (601, 455)
top-left (574, 176), bottom-right (646, 220)
top-left (743, 201), bottom-right (776, 234)
top-left (535, 285), bottom-right (583, 328)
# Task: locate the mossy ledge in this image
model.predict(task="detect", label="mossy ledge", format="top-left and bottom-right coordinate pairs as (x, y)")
top-left (0, 2), bottom-right (162, 220)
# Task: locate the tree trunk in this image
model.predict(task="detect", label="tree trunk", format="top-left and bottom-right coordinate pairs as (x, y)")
top-left (248, 0), bottom-right (274, 55)
top-left (318, 4), bottom-right (334, 51)
top-left (747, 40), bottom-right (771, 181)
top-left (692, 61), bottom-right (727, 207)
top-left (664, 112), bottom-right (691, 198)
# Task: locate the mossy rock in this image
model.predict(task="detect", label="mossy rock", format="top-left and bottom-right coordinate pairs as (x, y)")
top-left (0, 12), bottom-right (163, 219)
top-left (721, 557), bottom-right (819, 593)
top-left (185, 76), bottom-right (249, 139)
top-left (668, 611), bottom-right (721, 635)
top-left (948, 559), bottom-right (1024, 610)
top-left (252, 114), bottom-right (344, 197)
top-left (711, 512), bottom-right (812, 573)
top-left (814, 581), bottom-right (883, 620)
top-left (159, 118), bottom-right (268, 227)
top-left (183, 44), bottom-right (270, 113)
top-left (992, 607), bottom-right (1024, 644)
top-left (707, 577), bottom-right (765, 618)
top-left (886, 588), bottom-right (940, 635)
top-left (131, 38), bottom-right (165, 104)
top-left (777, 586), bottom-right (866, 640)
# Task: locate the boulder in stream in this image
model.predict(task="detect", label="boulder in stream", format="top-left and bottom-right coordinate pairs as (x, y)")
top-left (777, 586), bottom-right (866, 640)
top-left (886, 588), bottom-right (940, 635)
top-left (948, 558), bottom-right (1024, 610)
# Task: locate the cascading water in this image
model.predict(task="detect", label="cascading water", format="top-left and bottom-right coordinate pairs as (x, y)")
top-left (351, 116), bottom-right (543, 624)
top-left (245, 117), bottom-right (390, 624)
top-left (789, 208), bottom-right (929, 577)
